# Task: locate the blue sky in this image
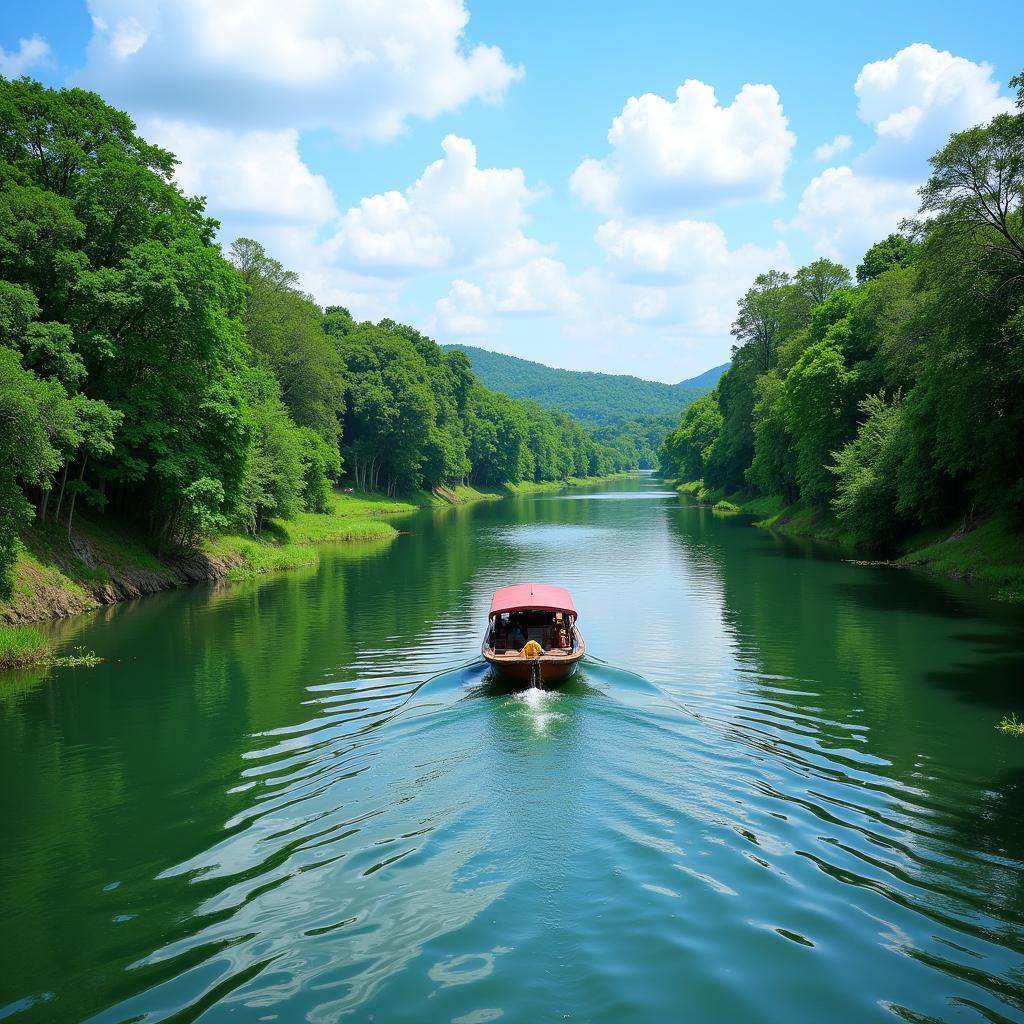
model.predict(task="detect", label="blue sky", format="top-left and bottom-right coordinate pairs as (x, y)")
top-left (2, 1), bottom-right (1022, 381)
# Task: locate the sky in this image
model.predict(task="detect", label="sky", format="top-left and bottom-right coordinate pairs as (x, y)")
top-left (2, 1), bottom-right (1022, 382)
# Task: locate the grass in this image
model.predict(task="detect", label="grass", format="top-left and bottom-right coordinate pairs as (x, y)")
top-left (754, 502), bottom-right (856, 546)
top-left (712, 499), bottom-right (741, 514)
top-left (0, 625), bottom-right (51, 670)
top-left (895, 515), bottom-right (1024, 596)
top-left (674, 480), bottom-right (784, 520)
top-left (207, 491), bottom-right (409, 580)
top-left (504, 473), bottom-right (632, 495)
top-left (0, 627), bottom-right (103, 672)
top-left (997, 713), bottom-right (1024, 737)
top-left (739, 493), bottom-right (785, 518)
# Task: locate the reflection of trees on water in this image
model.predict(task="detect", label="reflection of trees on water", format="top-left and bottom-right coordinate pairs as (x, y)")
top-left (661, 499), bottom-right (1024, 925)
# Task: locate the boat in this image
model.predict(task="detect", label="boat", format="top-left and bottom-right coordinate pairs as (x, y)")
top-left (482, 583), bottom-right (586, 686)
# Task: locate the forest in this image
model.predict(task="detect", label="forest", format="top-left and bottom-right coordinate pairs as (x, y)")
top-left (660, 72), bottom-right (1024, 553)
top-left (446, 343), bottom-right (728, 468)
top-left (0, 78), bottom-right (632, 598)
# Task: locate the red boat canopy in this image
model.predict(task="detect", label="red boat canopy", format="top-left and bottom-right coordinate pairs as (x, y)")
top-left (488, 583), bottom-right (577, 619)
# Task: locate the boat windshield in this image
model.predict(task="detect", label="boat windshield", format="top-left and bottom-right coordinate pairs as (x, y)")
top-left (490, 610), bottom-right (573, 654)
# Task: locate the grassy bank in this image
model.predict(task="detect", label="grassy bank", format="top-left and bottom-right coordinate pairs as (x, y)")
top-left (0, 490), bottom-right (414, 628)
top-left (895, 515), bottom-right (1024, 599)
top-left (671, 478), bottom-right (1024, 596)
top-left (1, 474), bottom-right (631, 635)
top-left (503, 473), bottom-right (632, 495)
top-left (0, 625), bottom-right (50, 670)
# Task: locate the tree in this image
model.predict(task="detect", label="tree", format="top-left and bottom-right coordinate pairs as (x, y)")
top-left (856, 234), bottom-right (916, 283)
top-left (747, 371), bottom-right (798, 502)
top-left (730, 270), bottom-right (792, 373)
top-left (659, 393), bottom-right (722, 482)
top-left (830, 391), bottom-right (908, 547)
top-left (795, 258), bottom-right (851, 306)
top-left (783, 339), bottom-right (857, 504)
top-left (916, 114), bottom-right (1024, 281)
top-left (229, 238), bottom-right (345, 443)
top-left (0, 349), bottom-right (79, 595)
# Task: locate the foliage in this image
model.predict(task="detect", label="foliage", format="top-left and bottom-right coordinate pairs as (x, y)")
top-left (856, 234), bottom-right (917, 283)
top-left (659, 394), bottom-right (723, 482)
top-left (997, 713), bottom-right (1024, 737)
top-left (830, 392), bottom-right (908, 547)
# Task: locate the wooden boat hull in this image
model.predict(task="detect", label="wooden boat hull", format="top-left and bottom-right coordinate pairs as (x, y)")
top-left (482, 632), bottom-right (586, 687)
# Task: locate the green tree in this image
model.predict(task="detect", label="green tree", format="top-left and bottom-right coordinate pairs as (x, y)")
top-left (730, 270), bottom-right (792, 373)
top-left (856, 234), bottom-right (917, 283)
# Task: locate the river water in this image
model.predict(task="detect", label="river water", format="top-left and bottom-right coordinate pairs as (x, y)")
top-left (1, 475), bottom-right (1022, 1023)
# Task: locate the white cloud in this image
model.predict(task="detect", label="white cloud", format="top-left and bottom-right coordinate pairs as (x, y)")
top-left (786, 166), bottom-right (919, 264)
top-left (594, 220), bottom-right (790, 332)
top-left (433, 218), bottom-right (789, 380)
top-left (0, 35), bottom-right (52, 76)
top-left (77, 0), bottom-right (522, 141)
top-left (328, 135), bottom-right (544, 275)
top-left (787, 44), bottom-right (1014, 266)
top-left (570, 80), bottom-right (795, 217)
top-left (595, 218), bottom-right (786, 284)
top-left (854, 43), bottom-right (1013, 176)
top-left (814, 134), bottom-right (852, 161)
top-left (432, 257), bottom-right (580, 336)
top-left (146, 120), bottom-right (337, 225)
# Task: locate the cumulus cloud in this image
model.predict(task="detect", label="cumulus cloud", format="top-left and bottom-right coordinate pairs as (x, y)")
top-left (146, 120), bottom-right (337, 225)
top-left (0, 35), bottom-right (52, 76)
top-left (595, 219), bottom-right (790, 333)
top-left (814, 134), bottom-right (852, 161)
top-left (595, 218), bottom-right (787, 285)
top-left (788, 44), bottom-right (1014, 265)
top-left (432, 257), bottom-right (580, 336)
top-left (77, 0), bottom-right (522, 141)
top-left (328, 135), bottom-right (544, 275)
top-left (854, 43), bottom-right (1013, 176)
top-left (434, 216), bottom-right (790, 380)
top-left (786, 166), bottom-right (919, 264)
top-left (570, 80), bottom-right (795, 217)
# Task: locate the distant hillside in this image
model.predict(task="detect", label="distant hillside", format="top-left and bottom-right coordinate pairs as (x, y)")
top-left (443, 345), bottom-right (728, 426)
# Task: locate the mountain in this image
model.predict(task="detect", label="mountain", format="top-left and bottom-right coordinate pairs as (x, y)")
top-left (442, 344), bottom-right (728, 427)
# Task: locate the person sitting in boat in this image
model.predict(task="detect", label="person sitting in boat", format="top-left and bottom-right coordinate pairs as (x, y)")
top-left (551, 613), bottom-right (570, 650)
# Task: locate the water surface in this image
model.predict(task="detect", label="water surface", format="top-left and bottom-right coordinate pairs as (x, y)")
top-left (2, 476), bottom-right (1022, 1022)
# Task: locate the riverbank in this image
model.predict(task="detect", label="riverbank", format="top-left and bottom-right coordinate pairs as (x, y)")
top-left (0, 474), bottom-right (632, 666)
top-left (0, 490), bottom-right (415, 632)
top-left (672, 480), bottom-right (1024, 599)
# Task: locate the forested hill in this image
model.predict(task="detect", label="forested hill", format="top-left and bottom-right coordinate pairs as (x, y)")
top-left (441, 345), bottom-right (727, 426)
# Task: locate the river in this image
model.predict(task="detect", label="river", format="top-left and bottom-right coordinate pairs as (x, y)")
top-left (1, 475), bottom-right (1022, 1023)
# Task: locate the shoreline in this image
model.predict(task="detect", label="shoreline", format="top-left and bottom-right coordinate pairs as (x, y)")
top-left (0, 474), bottom-right (632, 669)
top-left (670, 480), bottom-right (1024, 601)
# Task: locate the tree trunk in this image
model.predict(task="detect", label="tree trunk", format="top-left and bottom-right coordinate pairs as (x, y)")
top-left (66, 455), bottom-right (88, 540)
top-left (53, 462), bottom-right (70, 524)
